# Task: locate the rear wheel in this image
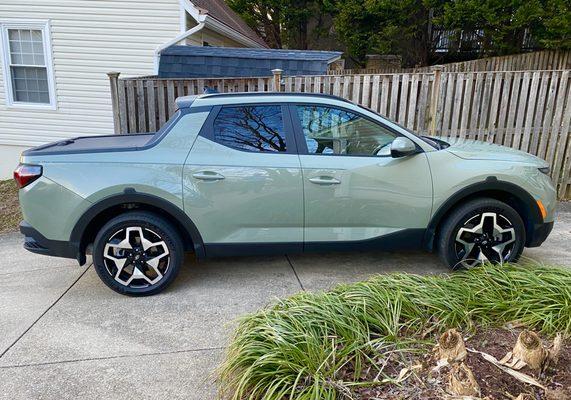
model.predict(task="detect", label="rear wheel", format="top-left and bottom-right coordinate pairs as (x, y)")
top-left (438, 198), bottom-right (526, 269)
top-left (93, 211), bottom-right (183, 296)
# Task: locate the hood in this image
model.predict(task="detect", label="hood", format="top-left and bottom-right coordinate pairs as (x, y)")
top-left (433, 136), bottom-right (547, 165)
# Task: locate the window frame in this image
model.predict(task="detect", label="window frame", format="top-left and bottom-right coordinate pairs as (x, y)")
top-left (0, 19), bottom-right (57, 109)
top-left (289, 103), bottom-right (417, 158)
top-left (199, 103), bottom-right (300, 155)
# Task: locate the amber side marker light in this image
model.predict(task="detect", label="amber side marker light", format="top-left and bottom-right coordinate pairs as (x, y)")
top-left (13, 164), bottom-right (42, 189)
top-left (536, 199), bottom-right (547, 220)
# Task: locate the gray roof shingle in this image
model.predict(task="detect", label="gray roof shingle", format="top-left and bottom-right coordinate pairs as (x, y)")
top-left (161, 45), bottom-right (342, 61)
top-left (158, 46), bottom-right (342, 79)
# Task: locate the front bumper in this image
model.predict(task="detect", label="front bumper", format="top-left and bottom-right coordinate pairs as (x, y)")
top-left (20, 221), bottom-right (83, 263)
top-left (526, 221), bottom-right (554, 248)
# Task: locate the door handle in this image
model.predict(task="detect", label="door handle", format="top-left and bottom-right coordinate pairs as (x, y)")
top-left (192, 171), bottom-right (225, 181)
top-left (308, 176), bottom-right (341, 185)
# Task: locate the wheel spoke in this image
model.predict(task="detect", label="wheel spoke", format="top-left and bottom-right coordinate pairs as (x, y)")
top-left (106, 237), bottom-right (133, 250)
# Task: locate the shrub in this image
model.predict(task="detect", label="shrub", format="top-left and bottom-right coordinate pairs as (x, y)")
top-left (219, 263), bottom-right (571, 399)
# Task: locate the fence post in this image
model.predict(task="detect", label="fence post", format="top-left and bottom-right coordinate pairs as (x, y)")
top-left (429, 66), bottom-right (442, 135)
top-left (272, 69), bottom-right (283, 92)
top-left (107, 72), bottom-right (121, 134)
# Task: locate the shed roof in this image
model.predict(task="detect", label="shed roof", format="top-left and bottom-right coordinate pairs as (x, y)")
top-left (161, 45), bottom-right (342, 62)
top-left (191, 0), bottom-right (268, 48)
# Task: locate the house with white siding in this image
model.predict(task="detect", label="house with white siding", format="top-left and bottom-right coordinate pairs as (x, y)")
top-left (0, 0), bottom-right (268, 178)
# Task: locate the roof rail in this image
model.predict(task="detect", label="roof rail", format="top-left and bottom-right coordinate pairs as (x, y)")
top-left (199, 91), bottom-right (353, 103)
top-left (175, 92), bottom-right (354, 109)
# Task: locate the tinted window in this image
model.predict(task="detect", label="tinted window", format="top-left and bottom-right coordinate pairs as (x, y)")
top-left (213, 105), bottom-right (287, 152)
top-left (296, 105), bottom-right (397, 156)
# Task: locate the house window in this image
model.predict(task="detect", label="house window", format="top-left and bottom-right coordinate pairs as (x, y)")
top-left (1, 21), bottom-right (56, 108)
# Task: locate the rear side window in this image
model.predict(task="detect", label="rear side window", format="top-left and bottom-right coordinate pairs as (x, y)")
top-left (213, 105), bottom-right (287, 152)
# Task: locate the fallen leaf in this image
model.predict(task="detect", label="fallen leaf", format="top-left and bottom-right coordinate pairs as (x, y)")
top-left (467, 348), bottom-right (546, 390)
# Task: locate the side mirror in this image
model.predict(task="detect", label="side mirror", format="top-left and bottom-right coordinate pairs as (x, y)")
top-left (391, 137), bottom-right (418, 158)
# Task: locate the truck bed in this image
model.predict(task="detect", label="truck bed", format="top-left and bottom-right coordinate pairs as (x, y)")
top-left (23, 133), bottom-right (155, 156)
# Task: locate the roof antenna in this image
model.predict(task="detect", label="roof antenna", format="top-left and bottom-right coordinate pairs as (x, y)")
top-left (203, 86), bottom-right (218, 94)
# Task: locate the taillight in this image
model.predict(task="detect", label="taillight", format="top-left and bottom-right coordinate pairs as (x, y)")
top-left (14, 164), bottom-right (42, 188)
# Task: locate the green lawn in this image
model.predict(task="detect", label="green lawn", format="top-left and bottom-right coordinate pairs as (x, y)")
top-left (219, 263), bottom-right (571, 399)
top-left (0, 179), bottom-right (20, 234)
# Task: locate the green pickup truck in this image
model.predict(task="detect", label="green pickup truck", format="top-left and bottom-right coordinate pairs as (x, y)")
top-left (15, 92), bottom-right (556, 296)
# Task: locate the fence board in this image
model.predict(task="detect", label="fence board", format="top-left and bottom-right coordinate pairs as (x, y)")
top-left (520, 72), bottom-right (540, 152)
top-left (450, 73), bottom-right (464, 136)
top-left (556, 97), bottom-right (571, 198)
top-left (546, 71), bottom-right (570, 167)
top-left (417, 74), bottom-right (430, 132)
top-left (117, 79), bottom-right (128, 134)
top-left (146, 80), bottom-right (156, 132)
top-left (478, 73), bottom-right (493, 141)
top-left (434, 73), bottom-right (448, 134)
top-left (530, 72), bottom-right (550, 154)
top-left (380, 76), bottom-right (390, 116)
top-left (157, 81), bottom-right (167, 127)
top-left (407, 74), bottom-right (419, 129)
top-left (398, 74), bottom-right (410, 125)
top-left (126, 80), bottom-right (137, 133)
top-left (459, 73), bottom-right (473, 138)
top-left (538, 72), bottom-right (559, 159)
top-left (136, 79), bottom-right (146, 133)
top-left (486, 72), bottom-right (502, 141)
top-left (512, 72), bottom-right (531, 149)
top-left (442, 73), bottom-right (455, 137)
top-left (389, 75), bottom-right (399, 120)
top-left (504, 73), bottom-right (521, 147)
top-left (371, 75), bottom-right (380, 112)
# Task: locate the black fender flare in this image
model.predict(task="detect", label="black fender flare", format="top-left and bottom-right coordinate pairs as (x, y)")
top-left (71, 190), bottom-right (205, 260)
top-left (423, 177), bottom-right (543, 250)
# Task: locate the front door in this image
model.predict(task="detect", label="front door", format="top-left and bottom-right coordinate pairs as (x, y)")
top-left (291, 104), bottom-right (433, 248)
top-left (183, 104), bottom-right (303, 255)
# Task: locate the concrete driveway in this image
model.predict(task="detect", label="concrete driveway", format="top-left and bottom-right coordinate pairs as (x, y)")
top-left (1, 203), bottom-right (569, 400)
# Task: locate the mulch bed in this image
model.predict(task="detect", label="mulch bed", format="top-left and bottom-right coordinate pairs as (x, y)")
top-left (0, 179), bottom-right (20, 234)
top-left (347, 328), bottom-right (570, 399)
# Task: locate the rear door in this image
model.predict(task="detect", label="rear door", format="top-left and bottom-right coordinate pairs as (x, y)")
top-left (291, 103), bottom-right (433, 248)
top-left (183, 103), bottom-right (303, 255)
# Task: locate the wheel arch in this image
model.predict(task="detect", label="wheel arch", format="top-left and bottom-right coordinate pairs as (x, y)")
top-left (71, 190), bottom-right (205, 262)
top-left (424, 177), bottom-right (543, 250)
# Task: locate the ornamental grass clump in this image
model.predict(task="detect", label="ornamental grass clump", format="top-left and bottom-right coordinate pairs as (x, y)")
top-left (219, 262), bottom-right (571, 400)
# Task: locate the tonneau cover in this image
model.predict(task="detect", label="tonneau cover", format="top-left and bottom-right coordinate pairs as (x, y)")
top-left (23, 134), bottom-right (155, 156)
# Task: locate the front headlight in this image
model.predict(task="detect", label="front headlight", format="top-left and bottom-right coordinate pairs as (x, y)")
top-left (538, 167), bottom-right (550, 175)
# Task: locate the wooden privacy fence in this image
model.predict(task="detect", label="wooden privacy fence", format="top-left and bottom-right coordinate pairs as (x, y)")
top-left (109, 68), bottom-right (571, 198)
top-left (412, 50), bottom-right (571, 73)
top-left (333, 50), bottom-right (571, 75)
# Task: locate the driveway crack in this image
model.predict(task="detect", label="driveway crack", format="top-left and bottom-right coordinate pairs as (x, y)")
top-left (0, 346), bottom-right (225, 369)
top-left (285, 254), bottom-right (305, 291)
top-left (0, 264), bottom-right (92, 360)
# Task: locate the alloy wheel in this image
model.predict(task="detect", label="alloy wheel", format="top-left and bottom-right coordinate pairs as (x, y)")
top-left (103, 226), bottom-right (170, 288)
top-left (454, 212), bottom-right (516, 268)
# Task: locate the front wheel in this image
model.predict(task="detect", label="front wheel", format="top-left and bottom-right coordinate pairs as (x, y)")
top-left (438, 198), bottom-right (526, 269)
top-left (93, 211), bottom-right (184, 296)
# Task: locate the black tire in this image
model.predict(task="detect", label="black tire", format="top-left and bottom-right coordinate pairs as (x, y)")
top-left (437, 198), bottom-right (526, 270)
top-left (93, 211), bottom-right (184, 296)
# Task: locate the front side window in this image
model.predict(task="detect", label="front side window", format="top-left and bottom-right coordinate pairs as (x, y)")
top-left (296, 105), bottom-right (397, 156)
top-left (213, 105), bottom-right (287, 153)
top-left (1, 22), bottom-right (55, 107)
